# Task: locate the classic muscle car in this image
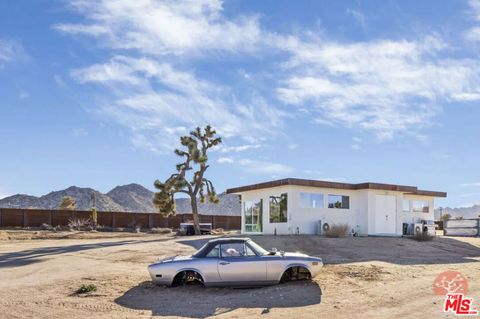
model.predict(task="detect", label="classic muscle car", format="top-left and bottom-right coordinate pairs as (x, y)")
top-left (148, 237), bottom-right (323, 287)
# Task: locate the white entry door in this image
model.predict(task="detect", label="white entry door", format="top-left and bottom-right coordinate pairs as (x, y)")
top-left (375, 195), bottom-right (396, 234)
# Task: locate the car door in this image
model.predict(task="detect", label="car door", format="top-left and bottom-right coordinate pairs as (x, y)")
top-left (217, 242), bottom-right (266, 283)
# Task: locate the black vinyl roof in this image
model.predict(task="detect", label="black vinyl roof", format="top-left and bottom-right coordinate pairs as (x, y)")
top-left (193, 237), bottom-right (251, 258)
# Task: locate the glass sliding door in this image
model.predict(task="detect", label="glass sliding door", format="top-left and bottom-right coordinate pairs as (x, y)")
top-left (244, 199), bottom-right (263, 232)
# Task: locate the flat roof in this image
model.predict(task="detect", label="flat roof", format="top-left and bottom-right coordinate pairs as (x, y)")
top-left (226, 178), bottom-right (447, 198)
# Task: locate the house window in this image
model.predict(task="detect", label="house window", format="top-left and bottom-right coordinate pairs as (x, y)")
top-left (403, 200), bottom-right (411, 212)
top-left (244, 199), bottom-right (263, 232)
top-left (328, 194), bottom-right (350, 209)
top-left (269, 193), bottom-right (288, 223)
top-left (412, 200), bottom-right (429, 213)
top-left (300, 192), bottom-right (324, 208)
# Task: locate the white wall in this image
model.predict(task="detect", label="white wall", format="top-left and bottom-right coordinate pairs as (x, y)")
top-left (238, 186), bottom-right (436, 236)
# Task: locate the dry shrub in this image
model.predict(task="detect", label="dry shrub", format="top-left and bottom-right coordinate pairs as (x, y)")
top-left (412, 232), bottom-right (434, 241)
top-left (211, 228), bottom-right (225, 235)
top-left (149, 227), bottom-right (173, 234)
top-left (75, 284), bottom-right (97, 294)
top-left (325, 223), bottom-right (349, 238)
top-left (68, 218), bottom-right (94, 231)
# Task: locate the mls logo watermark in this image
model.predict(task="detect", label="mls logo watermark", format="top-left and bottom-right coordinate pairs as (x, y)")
top-left (433, 271), bottom-right (477, 316)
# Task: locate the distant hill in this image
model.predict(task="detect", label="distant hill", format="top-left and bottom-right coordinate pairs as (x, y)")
top-left (435, 205), bottom-right (480, 220)
top-left (107, 184), bottom-right (155, 212)
top-left (0, 183), bottom-right (240, 216)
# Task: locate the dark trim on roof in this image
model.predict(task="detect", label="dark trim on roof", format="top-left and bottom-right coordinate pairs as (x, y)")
top-left (226, 178), bottom-right (447, 198)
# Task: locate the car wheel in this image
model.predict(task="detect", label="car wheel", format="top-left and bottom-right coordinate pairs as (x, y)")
top-left (281, 266), bottom-right (311, 283)
top-left (172, 271), bottom-right (204, 287)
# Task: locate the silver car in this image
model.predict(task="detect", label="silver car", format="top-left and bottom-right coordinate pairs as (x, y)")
top-left (148, 237), bottom-right (323, 287)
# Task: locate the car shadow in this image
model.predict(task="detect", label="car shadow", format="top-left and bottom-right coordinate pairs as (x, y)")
top-left (115, 281), bottom-right (322, 318)
top-left (177, 235), bottom-right (480, 265)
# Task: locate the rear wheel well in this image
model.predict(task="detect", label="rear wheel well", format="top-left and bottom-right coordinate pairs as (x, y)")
top-left (171, 270), bottom-right (204, 287)
top-left (280, 266), bottom-right (312, 283)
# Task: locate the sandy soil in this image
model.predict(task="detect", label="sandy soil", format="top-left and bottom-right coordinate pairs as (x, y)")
top-left (0, 232), bottom-right (479, 318)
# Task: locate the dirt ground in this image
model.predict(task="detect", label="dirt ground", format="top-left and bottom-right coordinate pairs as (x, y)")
top-left (0, 231), bottom-right (479, 319)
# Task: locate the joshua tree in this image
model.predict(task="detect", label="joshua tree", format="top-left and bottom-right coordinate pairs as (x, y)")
top-left (59, 196), bottom-right (76, 210)
top-left (440, 213), bottom-right (452, 221)
top-left (153, 125), bottom-right (222, 235)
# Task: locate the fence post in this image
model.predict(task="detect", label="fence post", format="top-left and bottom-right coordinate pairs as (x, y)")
top-left (477, 218), bottom-right (480, 237)
top-left (112, 213), bottom-right (116, 228)
top-left (49, 210), bottom-right (53, 226)
top-left (23, 209), bottom-right (26, 228)
top-left (0, 208), bottom-right (2, 227)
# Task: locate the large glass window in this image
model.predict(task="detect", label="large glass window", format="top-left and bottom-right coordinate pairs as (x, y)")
top-left (328, 194), bottom-right (350, 209)
top-left (300, 192), bottom-right (324, 208)
top-left (412, 200), bottom-right (429, 213)
top-left (244, 199), bottom-right (263, 232)
top-left (269, 193), bottom-right (288, 223)
top-left (403, 200), bottom-right (411, 212)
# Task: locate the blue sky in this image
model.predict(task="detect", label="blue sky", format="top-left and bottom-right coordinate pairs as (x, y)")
top-left (1, 0), bottom-right (480, 208)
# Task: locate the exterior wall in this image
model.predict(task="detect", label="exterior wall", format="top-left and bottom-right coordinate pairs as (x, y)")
top-left (240, 185), bottom-right (369, 235)
top-left (400, 194), bottom-right (435, 225)
top-left (239, 186), bottom-right (436, 236)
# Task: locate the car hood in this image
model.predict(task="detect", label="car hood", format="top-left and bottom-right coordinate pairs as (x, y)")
top-left (283, 252), bottom-right (309, 257)
top-left (157, 255), bottom-right (193, 263)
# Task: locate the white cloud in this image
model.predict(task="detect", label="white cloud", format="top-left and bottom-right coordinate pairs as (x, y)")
top-left (216, 144), bottom-right (262, 153)
top-left (277, 36), bottom-right (480, 139)
top-left (238, 158), bottom-right (294, 175)
top-left (72, 128), bottom-right (88, 137)
top-left (217, 157), bottom-right (234, 164)
top-left (460, 182), bottom-right (480, 187)
top-left (57, 0), bottom-right (480, 150)
top-left (71, 55), bottom-right (283, 151)
top-left (54, 0), bottom-right (263, 56)
top-left (346, 8), bottom-right (366, 30)
top-left (351, 144), bottom-right (360, 150)
top-left (0, 39), bottom-right (24, 64)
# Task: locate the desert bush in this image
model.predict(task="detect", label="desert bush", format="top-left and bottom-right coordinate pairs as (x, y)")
top-left (176, 228), bottom-right (187, 236)
top-left (211, 228), bottom-right (225, 235)
top-left (96, 225), bottom-right (113, 232)
top-left (412, 232), bottom-right (434, 241)
top-left (40, 223), bottom-right (53, 231)
top-left (68, 218), bottom-right (94, 231)
top-left (75, 284), bottom-right (97, 294)
top-left (149, 227), bottom-right (173, 234)
top-left (325, 223), bottom-right (349, 238)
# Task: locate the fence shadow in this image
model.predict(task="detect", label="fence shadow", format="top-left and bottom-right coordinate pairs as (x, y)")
top-left (115, 281), bottom-right (322, 318)
top-left (0, 238), bottom-right (169, 268)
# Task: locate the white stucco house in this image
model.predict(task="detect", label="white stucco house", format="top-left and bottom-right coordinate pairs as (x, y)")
top-left (226, 178), bottom-right (446, 236)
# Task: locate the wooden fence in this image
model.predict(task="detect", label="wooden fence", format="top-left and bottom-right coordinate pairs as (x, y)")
top-left (0, 208), bottom-right (241, 230)
top-left (444, 218), bottom-right (480, 236)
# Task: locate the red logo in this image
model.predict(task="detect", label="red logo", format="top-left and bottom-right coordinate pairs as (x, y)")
top-left (444, 294), bottom-right (478, 315)
top-left (433, 271), bottom-right (468, 295)
top-left (433, 271), bottom-right (477, 316)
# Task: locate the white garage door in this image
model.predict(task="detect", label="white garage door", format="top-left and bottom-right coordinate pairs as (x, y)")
top-left (375, 195), bottom-right (396, 234)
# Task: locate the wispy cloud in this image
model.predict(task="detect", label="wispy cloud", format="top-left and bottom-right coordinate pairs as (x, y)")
top-left (277, 35), bottom-right (480, 140)
top-left (460, 182), bottom-right (480, 187)
top-left (217, 156), bottom-right (293, 175)
top-left (72, 128), bottom-right (88, 137)
top-left (216, 144), bottom-right (262, 153)
top-left (217, 156), bottom-right (234, 164)
top-left (346, 8), bottom-right (366, 30)
top-left (0, 39), bottom-right (25, 65)
top-left (54, 0), bottom-right (264, 56)
top-left (57, 0), bottom-right (480, 151)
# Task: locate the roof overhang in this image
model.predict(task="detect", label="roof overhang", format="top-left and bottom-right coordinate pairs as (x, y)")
top-left (226, 178), bottom-right (447, 198)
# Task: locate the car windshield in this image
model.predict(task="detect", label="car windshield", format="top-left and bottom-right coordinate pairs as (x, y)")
top-left (248, 240), bottom-right (269, 256)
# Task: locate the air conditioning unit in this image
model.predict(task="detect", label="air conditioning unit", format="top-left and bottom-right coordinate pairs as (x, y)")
top-left (413, 223), bottom-right (423, 235)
